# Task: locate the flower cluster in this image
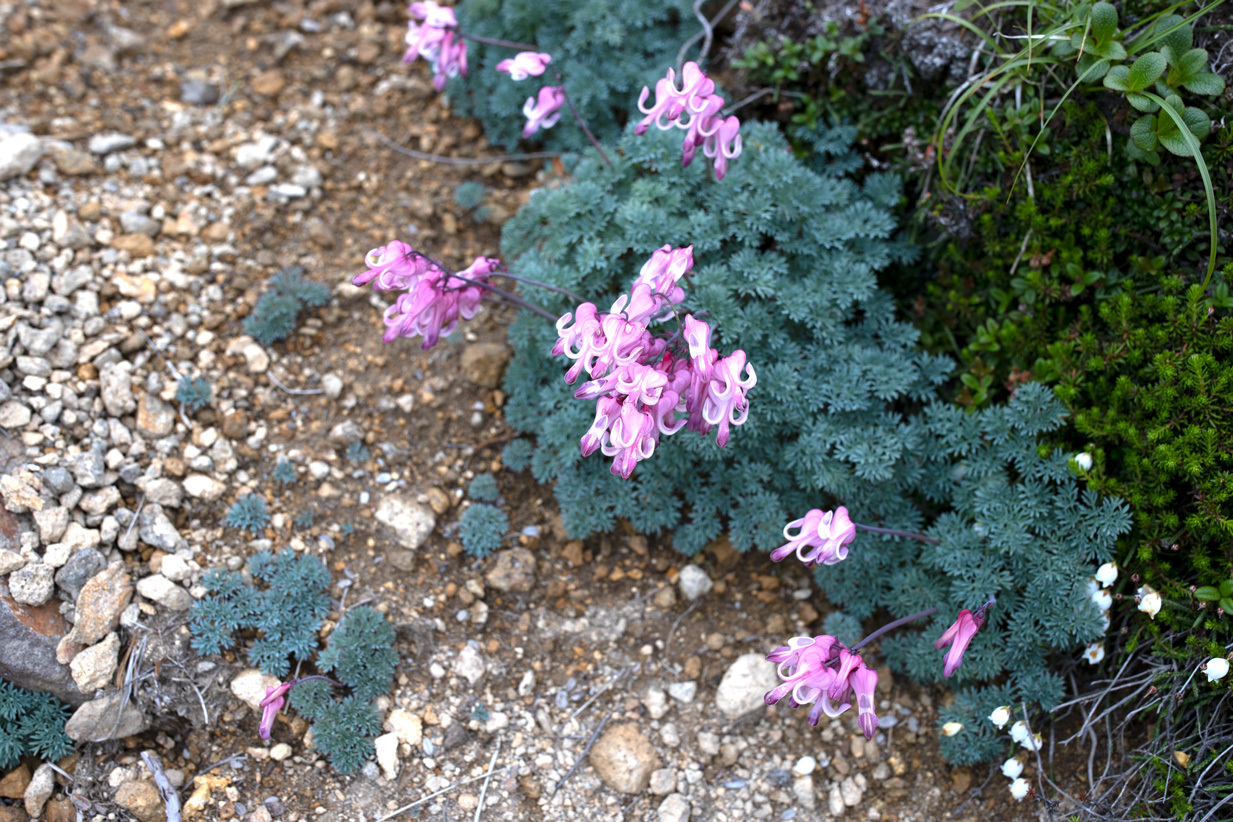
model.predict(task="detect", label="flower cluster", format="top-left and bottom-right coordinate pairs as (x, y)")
top-left (634, 62), bottom-right (743, 180)
top-left (403, 1), bottom-right (468, 91)
top-left (492, 51), bottom-right (565, 138)
top-left (763, 634), bottom-right (881, 738)
top-left (355, 241), bottom-right (498, 350)
top-left (769, 507), bottom-right (856, 567)
top-left (982, 703), bottom-right (1040, 799)
top-left (553, 245), bottom-right (756, 477)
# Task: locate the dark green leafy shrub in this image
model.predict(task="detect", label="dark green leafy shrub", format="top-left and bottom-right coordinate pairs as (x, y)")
top-left (316, 607), bottom-right (398, 702)
top-left (1046, 280), bottom-right (1233, 638)
top-left (309, 697), bottom-right (382, 774)
top-left (467, 473), bottom-right (499, 502)
top-left (449, 0), bottom-right (696, 151)
top-left (501, 439), bottom-right (534, 471)
top-left (175, 376), bottom-right (212, 411)
top-left (244, 267), bottom-right (331, 345)
top-left (0, 682), bottom-right (72, 768)
top-left (458, 504), bottom-right (508, 557)
top-left (190, 549), bottom-right (331, 677)
top-left (225, 494), bottom-right (269, 534)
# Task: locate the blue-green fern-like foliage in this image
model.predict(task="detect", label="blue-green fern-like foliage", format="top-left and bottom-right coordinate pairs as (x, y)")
top-left (189, 549), bottom-right (331, 678)
top-left (458, 504), bottom-right (508, 557)
top-left (501, 122), bottom-right (943, 554)
top-left (316, 607), bottom-right (398, 702)
top-left (498, 122), bottom-right (1132, 764)
top-left (272, 459), bottom-right (297, 485)
top-left (0, 682), bottom-right (72, 768)
top-left (468, 473), bottom-right (500, 502)
top-left (501, 439), bottom-right (534, 471)
top-left (225, 494), bottom-right (270, 534)
top-left (175, 376), bottom-right (213, 411)
top-left (308, 697), bottom-right (382, 774)
top-left (244, 267), bottom-right (331, 345)
top-left (449, 0), bottom-right (697, 152)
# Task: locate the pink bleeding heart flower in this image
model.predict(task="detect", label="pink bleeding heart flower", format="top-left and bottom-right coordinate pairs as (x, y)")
top-left (496, 51), bottom-right (552, 81)
top-left (701, 349), bottom-right (756, 447)
top-left (258, 681), bottom-right (294, 740)
top-left (635, 244), bottom-right (693, 306)
top-left (431, 31), bottom-right (468, 91)
top-left (934, 608), bottom-right (985, 678)
top-left (849, 664), bottom-right (879, 739)
top-left (704, 115), bottom-right (743, 181)
top-left (355, 241), bottom-right (433, 291)
top-left (770, 507), bottom-right (857, 567)
top-left (404, 1), bottom-right (465, 91)
top-left (522, 86), bottom-right (566, 138)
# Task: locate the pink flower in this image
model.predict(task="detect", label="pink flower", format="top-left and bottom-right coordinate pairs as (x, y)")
top-left (635, 244), bottom-right (693, 306)
top-left (378, 254), bottom-right (493, 350)
top-left (522, 86), bottom-right (566, 138)
top-left (496, 51), bottom-right (552, 81)
top-left (355, 241), bottom-right (433, 291)
top-left (763, 635), bottom-right (852, 726)
top-left (934, 609), bottom-right (984, 678)
top-left (702, 349), bottom-right (756, 447)
top-left (258, 681), bottom-right (294, 740)
top-left (769, 507), bottom-right (857, 567)
top-left (634, 63), bottom-right (742, 180)
top-left (827, 648), bottom-right (864, 702)
top-left (403, 3), bottom-right (467, 91)
top-left (849, 664), bottom-right (879, 739)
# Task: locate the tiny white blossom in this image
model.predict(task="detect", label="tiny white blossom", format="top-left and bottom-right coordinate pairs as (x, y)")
top-left (1010, 777), bottom-right (1031, 800)
top-left (1001, 757), bottom-right (1024, 779)
top-left (1138, 590), bottom-right (1162, 619)
top-left (1095, 562), bottom-right (1118, 588)
top-left (1009, 720), bottom-right (1029, 744)
top-left (1021, 732), bottom-right (1043, 751)
top-left (1075, 452), bottom-right (1093, 471)
top-left (1205, 658), bottom-right (1229, 682)
top-left (1101, 611), bottom-right (1111, 631)
top-left (988, 705), bottom-right (1011, 729)
top-left (1083, 643), bottom-right (1106, 665)
top-left (1086, 577), bottom-right (1100, 596)
top-left (942, 721), bottom-right (963, 737)
top-left (1092, 589), bottom-right (1112, 612)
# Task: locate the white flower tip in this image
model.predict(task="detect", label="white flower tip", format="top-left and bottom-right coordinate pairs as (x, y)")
top-left (1138, 592), bottom-right (1162, 619)
top-left (1001, 757), bottom-right (1024, 779)
top-left (988, 706), bottom-right (1010, 729)
top-left (1075, 452), bottom-right (1093, 471)
top-left (1205, 658), bottom-right (1229, 682)
top-left (1095, 561), bottom-right (1118, 588)
top-left (941, 721), bottom-right (963, 737)
top-left (1010, 778), bottom-right (1030, 800)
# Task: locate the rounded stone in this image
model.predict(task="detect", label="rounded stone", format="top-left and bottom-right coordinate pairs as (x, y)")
top-left (588, 723), bottom-right (660, 794)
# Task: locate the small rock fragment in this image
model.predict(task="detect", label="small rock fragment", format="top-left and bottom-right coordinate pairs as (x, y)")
top-left (589, 723), bottom-right (660, 794)
top-left (715, 653), bottom-right (778, 720)
top-left (484, 548), bottom-right (536, 593)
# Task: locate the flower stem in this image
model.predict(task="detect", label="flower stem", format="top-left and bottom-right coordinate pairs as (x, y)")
top-left (555, 72), bottom-right (612, 168)
top-left (850, 607), bottom-right (939, 653)
top-left (853, 522), bottom-right (940, 545)
top-left (494, 271), bottom-right (586, 304)
top-left (457, 31), bottom-right (540, 52)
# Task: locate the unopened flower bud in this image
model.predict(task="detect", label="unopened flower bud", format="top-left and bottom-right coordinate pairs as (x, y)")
top-left (942, 721), bottom-right (963, 737)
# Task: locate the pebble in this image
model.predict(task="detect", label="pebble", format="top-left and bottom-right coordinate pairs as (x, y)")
top-left (0, 132), bottom-right (43, 180)
top-left (667, 681), bottom-right (697, 704)
top-left (715, 653), bottom-right (778, 720)
top-left (0, 401), bottom-right (32, 429)
top-left (23, 763), bottom-right (54, 818)
top-left (589, 723), bottom-right (660, 794)
top-left (322, 374), bottom-right (343, 399)
top-left (484, 548), bottom-right (536, 592)
top-left (650, 768), bottom-right (677, 796)
top-left (88, 133), bottom-right (137, 154)
top-left (9, 563), bottom-right (55, 606)
top-left (57, 562), bottom-right (132, 662)
top-left (269, 743), bottom-right (292, 762)
top-left (453, 642), bottom-right (485, 685)
top-left (657, 793), bottom-right (692, 822)
top-left (677, 565), bottom-right (714, 601)
top-left (70, 632), bottom-right (121, 693)
top-left (385, 709), bottom-right (423, 746)
top-left (136, 574), bottom-right (192, 611)
top-left (65, 692), bottom-right (147, 741)
top-left (375, 494), bottom-right (436, 551)
top-left (181, 77), bottom-right (221, 105)
top-left (183, 474), bottom-right (226, 501)
top-left (643, 686), bottom-right (669, 719)
top-left (374, 733), bottom-right (399, 779)
top-left (114, 780), bottom-right (163, 822)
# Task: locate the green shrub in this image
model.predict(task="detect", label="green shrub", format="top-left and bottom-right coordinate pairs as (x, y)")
top-left (449, 0), bottom-right (696, 151)
top-left (468, 473), bottom-right (500, 501)
top-left (316, 607), bottom-right (399, 702)
top-left (1046, 279), bottom-right (1233, 626)
top-left (244, 267), bottom-right (331, 345)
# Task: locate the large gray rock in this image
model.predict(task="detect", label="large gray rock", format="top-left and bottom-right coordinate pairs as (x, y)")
top-left (64, 691), bottom-right (147, 741)
top-left (0, 583), bottom-right (82, 705)
top-left (375, 494), bottom-right (436, 552)
top-left (55, 547), bottom-right (106, 601)
top-left (137, 503), bottom-right (185, 551)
